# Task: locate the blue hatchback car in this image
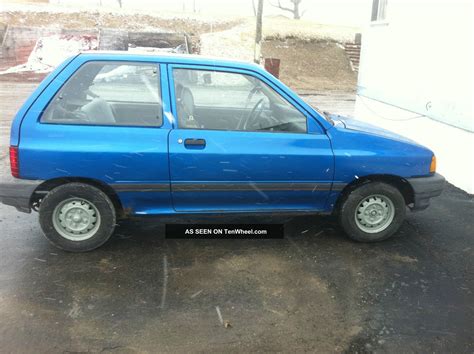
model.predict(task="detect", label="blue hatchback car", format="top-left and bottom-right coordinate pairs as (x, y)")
top-left (0, 52), bottom-right (445, 251)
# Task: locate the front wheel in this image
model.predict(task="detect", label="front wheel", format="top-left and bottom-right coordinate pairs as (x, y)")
top-left (39, 183), bottom-right (116, 252)
top-left (338, 182), bottom-right (406, 242)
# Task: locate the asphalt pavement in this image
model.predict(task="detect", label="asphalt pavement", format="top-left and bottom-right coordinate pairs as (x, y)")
top-left (0, 81), bottom-right (472, 353)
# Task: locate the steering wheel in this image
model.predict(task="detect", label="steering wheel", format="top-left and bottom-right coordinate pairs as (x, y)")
top-left (239, 98), bottom-right (265, 131)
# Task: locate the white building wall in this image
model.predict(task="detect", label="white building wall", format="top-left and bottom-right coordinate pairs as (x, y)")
top-left (356, 0), bottom-right (474, 193)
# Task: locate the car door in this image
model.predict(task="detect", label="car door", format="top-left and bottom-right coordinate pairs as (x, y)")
top-left (167, 65), bottom-right (334, 212)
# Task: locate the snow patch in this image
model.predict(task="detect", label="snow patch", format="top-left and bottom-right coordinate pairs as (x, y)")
top-left (0, 34), bottom-right (98, 75)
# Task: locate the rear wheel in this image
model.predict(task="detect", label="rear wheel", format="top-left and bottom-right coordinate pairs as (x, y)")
top-left (338, 182), bottom-right (406, 242)
top-left (39, 183), bottom-right (116, 252)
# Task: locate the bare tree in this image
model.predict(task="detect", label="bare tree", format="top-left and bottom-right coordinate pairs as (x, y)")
top-left (254, 0), bottom-right (264, 63)
top-left (252, 0), bottom-right (257, 17)
top-left (271, 0), bottom-right (304, 20)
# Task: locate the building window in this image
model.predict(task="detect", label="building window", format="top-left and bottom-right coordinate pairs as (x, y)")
top-left (371, 0), bottom-right (388, 21)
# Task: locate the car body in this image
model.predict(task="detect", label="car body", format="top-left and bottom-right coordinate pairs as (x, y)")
top-left (0, 52), bottom-right (445, 251)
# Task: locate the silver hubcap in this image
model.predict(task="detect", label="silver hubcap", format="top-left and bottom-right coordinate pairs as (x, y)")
top-left (52, 198), bottom-right (101, 241)
top-left (355, 194), bottom-right (395, 233)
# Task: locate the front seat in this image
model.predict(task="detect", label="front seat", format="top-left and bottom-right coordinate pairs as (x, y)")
top-left (176, 84), bottom-right (199, 129)
top-left (81, 98), bottom-right (116, 124)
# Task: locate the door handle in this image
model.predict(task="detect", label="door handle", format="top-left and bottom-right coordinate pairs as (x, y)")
top-left (184, 138), bottom-right (206, 148)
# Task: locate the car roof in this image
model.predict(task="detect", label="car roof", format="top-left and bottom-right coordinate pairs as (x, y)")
top-left (78, 51), bottom-right (261, 71)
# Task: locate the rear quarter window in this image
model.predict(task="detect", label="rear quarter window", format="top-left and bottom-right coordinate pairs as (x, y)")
top-left (41, 61), bottom-right (162, 127)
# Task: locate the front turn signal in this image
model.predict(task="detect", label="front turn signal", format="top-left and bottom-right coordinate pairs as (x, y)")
top-left (430, 155), bottom-right (436, 174)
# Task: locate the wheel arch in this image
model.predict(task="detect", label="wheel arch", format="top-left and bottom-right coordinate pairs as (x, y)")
top-left (31, 177), bottom-right (125, 218)
top-left (334, 174), bottom-right (415, 213)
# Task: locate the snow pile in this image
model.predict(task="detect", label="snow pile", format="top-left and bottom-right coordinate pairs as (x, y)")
top-left (200, 22), bottom-right (255, 62)
top-left (0, 34), bottom-right (98, 75)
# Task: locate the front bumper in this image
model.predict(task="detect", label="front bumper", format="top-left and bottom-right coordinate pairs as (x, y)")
top-left (0, 178), bottom-right (44, 213)
top-left (407, 173), bottom-right (445, 211)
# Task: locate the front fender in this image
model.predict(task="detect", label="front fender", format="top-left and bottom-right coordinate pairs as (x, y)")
top-left (327, 125), bottom-right (433, 183)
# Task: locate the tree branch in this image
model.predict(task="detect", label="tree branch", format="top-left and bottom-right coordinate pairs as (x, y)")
top-left (270, 0), bottom-right (294, 14)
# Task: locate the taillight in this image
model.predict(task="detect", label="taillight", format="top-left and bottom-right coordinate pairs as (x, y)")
top-left (9, 146), bottom-right (19, 178)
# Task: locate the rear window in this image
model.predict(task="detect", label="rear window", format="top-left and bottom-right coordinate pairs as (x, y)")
top-left (41, 61), bottom-right (162, 127)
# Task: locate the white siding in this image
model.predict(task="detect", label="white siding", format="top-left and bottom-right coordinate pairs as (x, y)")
top-left (358, 0), bottom-right (473, 131)
top-left (356, 0), bottom-right (473, 193)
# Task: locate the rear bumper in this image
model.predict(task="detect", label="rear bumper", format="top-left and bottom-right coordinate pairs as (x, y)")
top-left (0, 178), bottom-right (44, 213)
top-left (407, 173), bottom-right (445, 211)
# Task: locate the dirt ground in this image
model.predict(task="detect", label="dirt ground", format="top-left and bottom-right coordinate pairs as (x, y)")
top-left (1, 7), bottom-right (358, 92)
top-left (0, 39), bottom-right (357, 92)
top-left (0, 10), bottom-right (240, 35)
top-left (262, 39), bottom-right (357, 92)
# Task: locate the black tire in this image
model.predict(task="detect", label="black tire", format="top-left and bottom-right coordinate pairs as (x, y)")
top-left (338, 182), bottom-right (406, 242)
top-left (39, 183), bottom-right (116, 252)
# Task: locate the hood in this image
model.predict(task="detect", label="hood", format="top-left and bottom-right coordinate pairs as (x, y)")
top-left (329, 114), bottom-right (420, 145)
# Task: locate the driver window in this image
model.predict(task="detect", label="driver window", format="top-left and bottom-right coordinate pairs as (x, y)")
top-left (41, 61), bottom-right (162, 127)
top-left (173, 68), bottom-right (307, 133)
